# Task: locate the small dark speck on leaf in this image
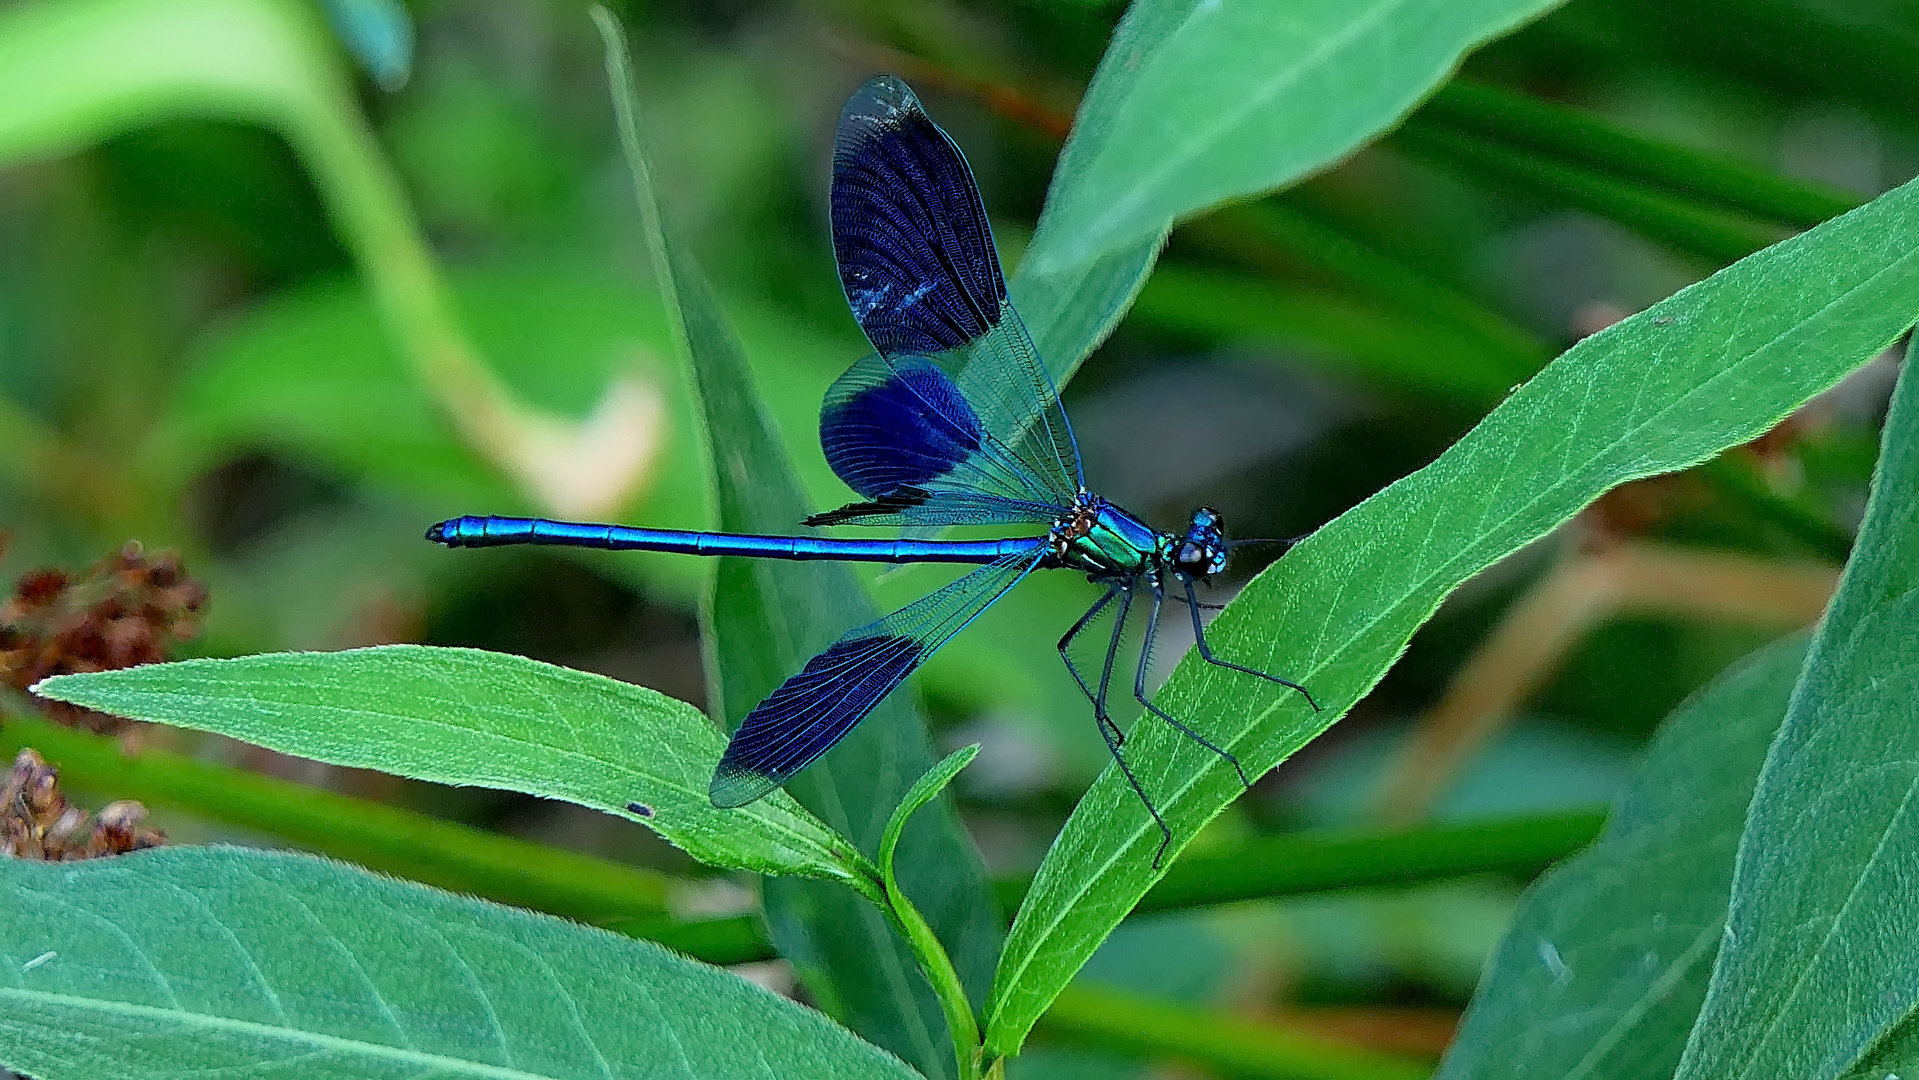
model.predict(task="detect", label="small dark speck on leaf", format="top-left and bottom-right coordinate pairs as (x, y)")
top-left (626, 802), bottom-right (654, 818)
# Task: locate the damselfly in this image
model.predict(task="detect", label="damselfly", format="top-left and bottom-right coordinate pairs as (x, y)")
top-left (428, 76), bottom-right (1319, 864)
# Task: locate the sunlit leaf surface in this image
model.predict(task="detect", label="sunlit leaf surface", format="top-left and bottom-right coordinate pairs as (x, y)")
top-left (1013, 0), bottom-right (1561, 377)
top-left (1438, 634), bottom-right (1807, 1080)
top-left (0, 847), bottom-right (916, 1080)
top-left (35, 646), bottom-right (871, 889)
top-left (1675, 347), bottom-right (1919, 1079)
top-left (988, 171), bottom-right (1919, 1058)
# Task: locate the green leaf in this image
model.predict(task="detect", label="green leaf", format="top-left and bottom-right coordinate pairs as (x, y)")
top-left (986, 167), bottom-right (1919, 1059)
top-left (594, 17), bottom-right (1000, 1078)
top-left (0, 846), bottom-right (916, 1080)
top-left (1673, 346), bottom-right (1919, 1076)
top-left (1012, 0), bottom-right (1560, 374)
top-left (879, 745), bottom-right (984, 1080)
top-left (881, 745), bottom-right (982, 891)
top-left (33, 646), bottom-right (871, 891)
top-left (1012, 234), bottom-right (1162, 383)
top-left (1436, 634), bottom-right (1808, 1080)
top-left (0, 708), bottom-right (677, 928)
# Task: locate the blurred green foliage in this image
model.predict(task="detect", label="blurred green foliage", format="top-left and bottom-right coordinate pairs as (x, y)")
top-left (2, 0), bottom-right (1917, 1076)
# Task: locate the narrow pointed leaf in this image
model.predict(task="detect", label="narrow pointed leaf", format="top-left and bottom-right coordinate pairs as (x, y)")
top-left (882, 745), bottom-right (982, 893)
top-left (1673, 345), bottom-right (1919, 1078)
top-left (595, 16), bottom-right (1000, 1078)
top-left (1437, 633), bottom-right (1808, 1080)
top-left (988, 170), bottom-right (1919, 1058)
top-left (1012, 0), bottom-right (1560, 376)
top-left (34, 646), bottom-right (868, 889)
top-left (0, 846), bottom-right (916, 1080)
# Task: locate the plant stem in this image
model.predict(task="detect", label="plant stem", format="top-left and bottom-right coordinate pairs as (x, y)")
top-left (0, 710), bottom-right (674, 923)
top-left (1191, 201), bottom-right (1551, 377)
top-left (875, 745), bottom-right (985, 1080)
top-left (995, 808), bottom-right (1607, 917)
top-left (1392, 123), bottom-right (1785, 266)
top-left (603, 810), bottom-right (1613, 968)
top-left (1412, 78), bottom-right (1860, 231)
top-left (1037, 982), bottom-right (1433, 1080)
top-left (884, 874), bottom-right (982, 1080)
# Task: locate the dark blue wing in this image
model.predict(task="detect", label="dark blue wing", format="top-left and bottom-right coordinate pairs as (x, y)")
top-left (709, 545), bottom-right (1043, 807)
top-left (833, 75), bottom-right (1003, 356)
top-left (812, 352), bottom-right (1074, 526)
top-left (816, 76), bottom-right (1082, 527)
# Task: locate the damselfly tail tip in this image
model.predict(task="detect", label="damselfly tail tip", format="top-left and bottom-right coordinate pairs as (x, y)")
top-left (424, 520), bottom-right (453, 545)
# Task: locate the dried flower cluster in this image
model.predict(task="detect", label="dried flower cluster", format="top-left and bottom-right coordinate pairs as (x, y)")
top-left (1, 749), bottom-right (164, 859)
top-left (0, 540), bottom-right (207, 734)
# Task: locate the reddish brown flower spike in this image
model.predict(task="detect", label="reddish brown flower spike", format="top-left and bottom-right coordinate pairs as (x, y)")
top-left (0, 541), bottom-right (208, 733)
top-left (1, 749), bottom-right (165, 860)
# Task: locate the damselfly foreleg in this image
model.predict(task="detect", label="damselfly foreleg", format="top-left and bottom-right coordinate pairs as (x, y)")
top-left (1181, 576), bottom-right (1320, 712)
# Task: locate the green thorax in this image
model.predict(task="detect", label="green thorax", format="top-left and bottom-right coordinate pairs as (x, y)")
top-left (1052, 498), bottom-right (1168, 578)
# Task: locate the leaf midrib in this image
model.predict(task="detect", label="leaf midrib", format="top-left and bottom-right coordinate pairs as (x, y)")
top-left (48, 665), bottom-right (855, 876)
top-left (1052, 0), bottom-right (1402, 261)
top-left (0, 987), bottom-right (572, 1080)
top-left (992, 239), bottom-right (1912, 1030)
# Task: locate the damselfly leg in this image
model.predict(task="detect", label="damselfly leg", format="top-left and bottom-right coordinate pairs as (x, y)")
top-left (1181, 576), bottom-right (1321, 712)
top-left (1138, 577), bottom-right (1252, 787)
top-left (1058, 582), bottom-right (1174, 866)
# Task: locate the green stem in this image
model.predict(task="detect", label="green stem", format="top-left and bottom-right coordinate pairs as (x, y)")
top-left (1412, 78), bottom-right (1860, 231)
top-left (1191, 201), bottom-right (1551, 377)
top-left (0, 710), bottom-right (674, 924)
top-left (996, 808), bottom-right (1606, 918)
top-left (1392, 123), bottom-right (1785, 266)
top-left (607, 810), bottom-right (1611, 968)
top-left (884, 866), bottom-right (982, 1080)
top-left (1131, 263), bottom-right (1528, 405)
top-left (1036, 983), bottom-right (1432, 1080)
top-left (874, 745), bottom-right (985, 1080)
top-left (267, 6), bottom-right (555, 492)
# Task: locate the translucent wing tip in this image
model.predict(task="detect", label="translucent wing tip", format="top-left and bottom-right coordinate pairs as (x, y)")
top-left (709, 760), bottom-right (778, 809)
top-left (842, 74), bottom-right (919, 129)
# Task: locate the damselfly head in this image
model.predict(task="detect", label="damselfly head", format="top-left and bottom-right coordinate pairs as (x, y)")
top-left (1173, 506), bottom-right (1230, 578)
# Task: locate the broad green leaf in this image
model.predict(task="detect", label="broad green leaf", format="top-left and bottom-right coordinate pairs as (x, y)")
top-left (33, 646), bottom-right (872, 891)
top-left (1437, 633), bottom-right (1808, 1080)
top-left (596, 18), bottom-right (999, 1078)
top-left (0, 846), bottom-right (915, 1080)
top-left (1012, 0), bottom-right (1561, 376)
top-left (1674, 344), bottom-right (1919, 1077)
top-left (987, 168), bottom-right (1919, 1058)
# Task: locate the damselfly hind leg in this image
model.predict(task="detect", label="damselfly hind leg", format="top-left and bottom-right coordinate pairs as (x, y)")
top-left (1182, 577), bottom-right (1321, 712)
top-left (1058, 583), bottom-right (1174, 867)
top-left (1138, 579), bottom-right (1252, 788)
